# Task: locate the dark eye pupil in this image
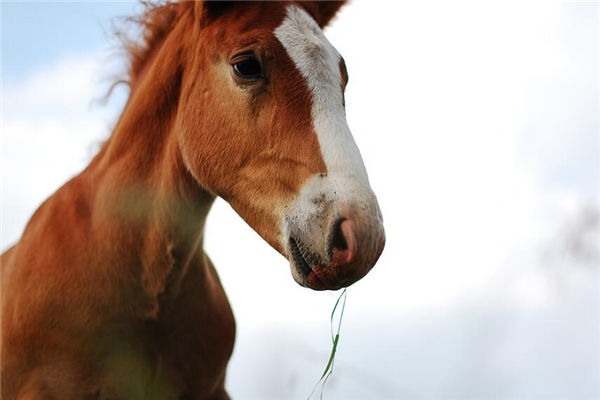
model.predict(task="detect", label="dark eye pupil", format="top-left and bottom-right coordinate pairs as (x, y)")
top-left (234, 59), bottom-right (262, 79)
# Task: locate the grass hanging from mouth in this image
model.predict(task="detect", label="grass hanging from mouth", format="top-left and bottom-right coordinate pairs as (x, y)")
top-left (308, 288), bottom-right (348, 400)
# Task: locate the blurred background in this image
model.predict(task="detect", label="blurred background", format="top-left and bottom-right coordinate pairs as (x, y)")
top-left (2, 0), bottom-right (598, 398)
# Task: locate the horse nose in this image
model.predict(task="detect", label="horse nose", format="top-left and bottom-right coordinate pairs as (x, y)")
top-left (314, 203), bottom-right (385, 288)
top-left (289, 198), bottom-right (385, 290)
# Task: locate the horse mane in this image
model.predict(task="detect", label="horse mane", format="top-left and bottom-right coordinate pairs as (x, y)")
top-left (116, 1), bottom-right (187, 87)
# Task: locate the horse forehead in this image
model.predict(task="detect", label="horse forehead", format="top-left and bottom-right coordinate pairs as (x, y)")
top-left (274, 6), bottom-right (342, 85)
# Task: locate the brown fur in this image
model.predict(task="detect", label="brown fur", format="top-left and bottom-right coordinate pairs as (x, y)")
top-left (1, 1), bottom-right (348, 398)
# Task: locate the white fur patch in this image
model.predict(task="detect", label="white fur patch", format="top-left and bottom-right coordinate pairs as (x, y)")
top-left (275, 6), bottom-right (381, 265)
top-left (274, 6), bottom-right (370, 195)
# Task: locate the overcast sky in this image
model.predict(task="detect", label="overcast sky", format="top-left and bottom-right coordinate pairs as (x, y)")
top-left (2, 1), bottom-right (598, 398)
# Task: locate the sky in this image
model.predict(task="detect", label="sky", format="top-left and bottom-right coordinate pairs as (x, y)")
top-left (1, 1), bottom-right (599, 399)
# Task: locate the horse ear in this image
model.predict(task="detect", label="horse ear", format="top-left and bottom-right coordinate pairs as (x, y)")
top-left (297, 1), bottom-right (347, 28)
top-left (194, 1), bottom-right (233, 24)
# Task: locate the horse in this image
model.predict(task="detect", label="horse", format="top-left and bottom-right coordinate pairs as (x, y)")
top-left (0, 1), bottom-right (385, 398)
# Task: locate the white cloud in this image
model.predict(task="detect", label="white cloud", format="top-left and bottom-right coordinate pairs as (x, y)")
top-left (6, 56), bottom-right (99, 113)
top-left (1, 52), bottom-right (125, 247)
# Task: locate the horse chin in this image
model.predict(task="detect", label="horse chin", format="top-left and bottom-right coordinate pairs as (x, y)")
top-left (306, 269), bottom-right (348, 291)
top-left (289, 259), bottom-right (354, 291)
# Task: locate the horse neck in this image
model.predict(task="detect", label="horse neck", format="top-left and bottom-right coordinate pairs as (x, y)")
top-left (87, 20), bottom-right (214, 314)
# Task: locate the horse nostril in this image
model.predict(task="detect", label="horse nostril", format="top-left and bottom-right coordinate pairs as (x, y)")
top-left (329, 218), bottom-right (357, 265)
top-left (331, 218), bottom-right (348, 252)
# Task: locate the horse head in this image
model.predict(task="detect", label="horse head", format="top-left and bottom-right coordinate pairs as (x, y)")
top-left (174, 1), bottom-right (385, 290)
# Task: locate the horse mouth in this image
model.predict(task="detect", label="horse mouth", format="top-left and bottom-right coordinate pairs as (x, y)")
top-left (288, 237), bottom-right (336, 290)
top-left (288, 237), bottom-right (312, 278)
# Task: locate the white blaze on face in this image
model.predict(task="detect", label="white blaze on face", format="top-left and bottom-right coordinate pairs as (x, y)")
top-left (275, 6), bottom-right (370, 196)
top-left (275, 6), bottom-right (381, 272)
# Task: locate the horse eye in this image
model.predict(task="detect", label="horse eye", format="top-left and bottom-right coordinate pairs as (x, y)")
top-left (232, 58), bottom-right (263, 80)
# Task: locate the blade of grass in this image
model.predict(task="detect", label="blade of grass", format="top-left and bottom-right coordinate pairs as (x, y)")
top-left (308, 288), bottom-right (347, 400)
top-left (320, 334), bottom-right (340, 381)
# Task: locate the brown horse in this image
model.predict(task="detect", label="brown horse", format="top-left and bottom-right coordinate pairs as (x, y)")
top-left (1, 1), bottom-right (384, 398)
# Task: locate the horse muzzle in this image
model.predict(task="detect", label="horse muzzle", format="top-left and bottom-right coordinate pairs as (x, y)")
top-left (285, 200), bottom-right (385, 291)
